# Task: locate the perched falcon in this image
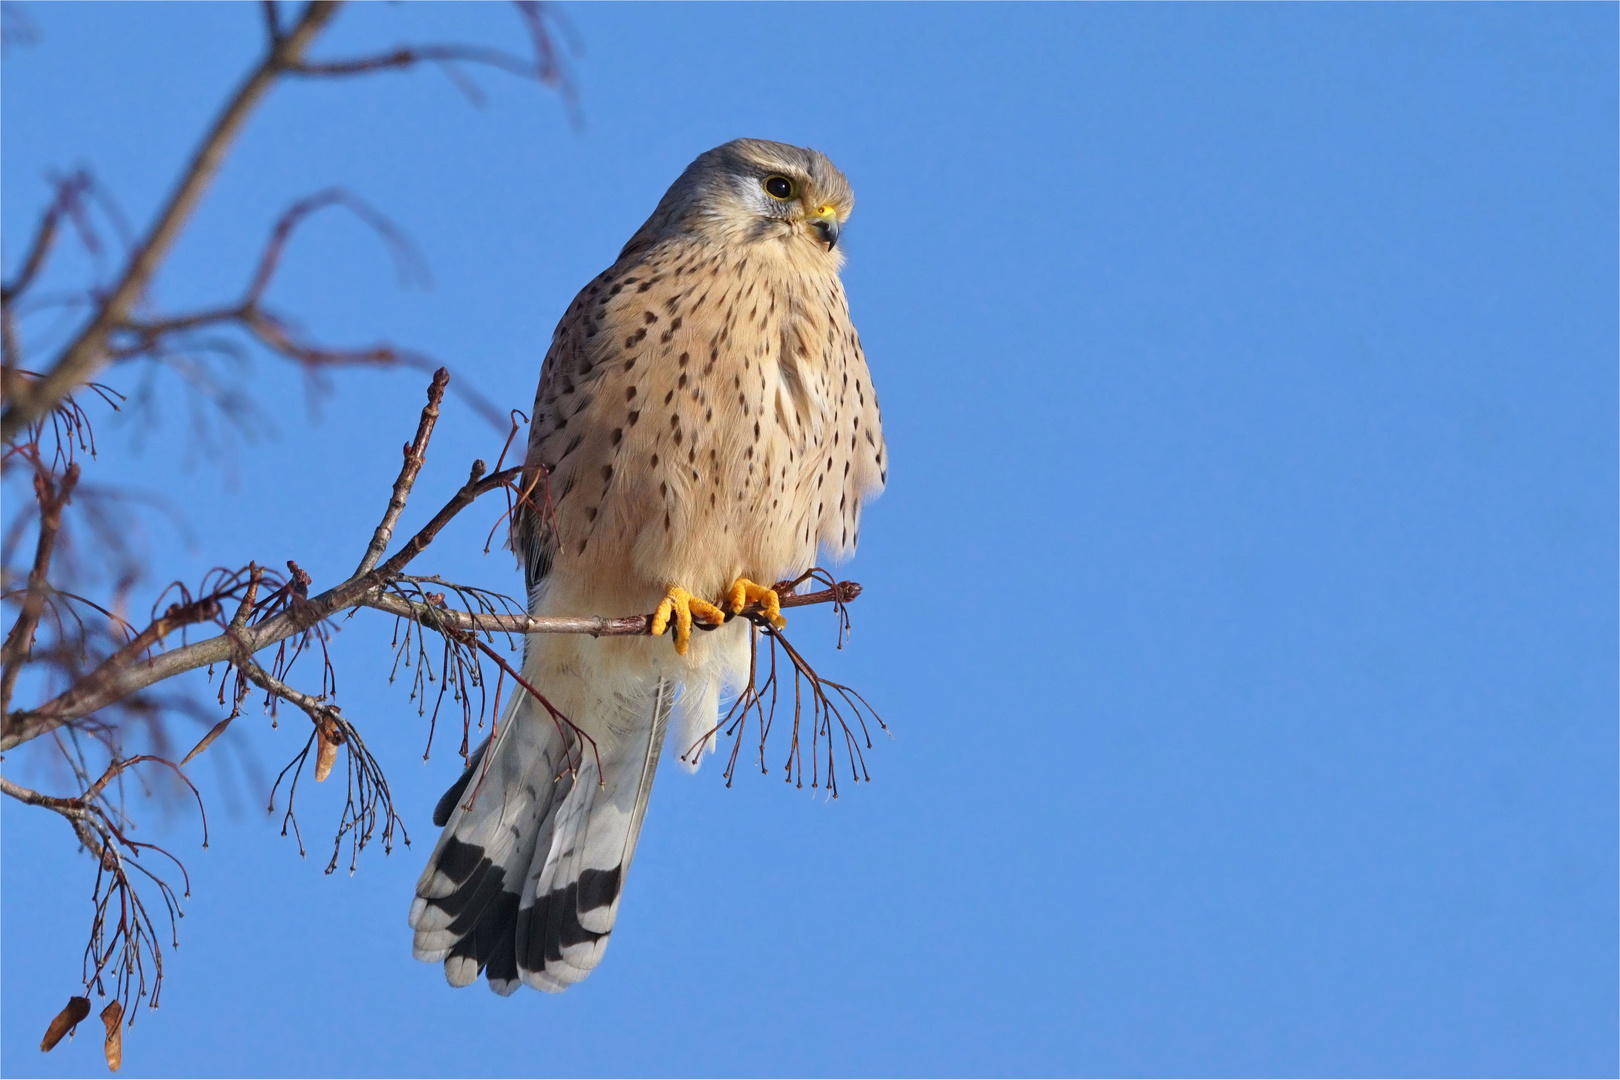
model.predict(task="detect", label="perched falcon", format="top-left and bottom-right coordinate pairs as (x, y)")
top-left (409, 140), bottom-right (887, 994)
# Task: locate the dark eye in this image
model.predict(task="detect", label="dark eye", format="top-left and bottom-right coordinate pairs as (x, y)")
top-left (763, 175), bottom-right (794, 200)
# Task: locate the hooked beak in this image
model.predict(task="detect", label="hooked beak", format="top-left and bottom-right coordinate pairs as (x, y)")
top-left (809, 207), bottom-right (840, 250)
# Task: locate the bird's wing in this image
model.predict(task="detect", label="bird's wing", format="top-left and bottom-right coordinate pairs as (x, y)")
top-left (510, 266), bottom-right (624, 604)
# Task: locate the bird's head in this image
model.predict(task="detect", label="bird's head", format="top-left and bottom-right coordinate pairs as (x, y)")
top-left (626, 139), bottom-right (854, 262)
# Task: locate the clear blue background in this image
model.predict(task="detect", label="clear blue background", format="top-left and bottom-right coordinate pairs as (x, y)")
top-left (3, 3), bottom-right (1614, 1076)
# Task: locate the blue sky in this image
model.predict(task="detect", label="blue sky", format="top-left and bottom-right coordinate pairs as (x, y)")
top-left (2, 3), bottom-right (1614, 1077)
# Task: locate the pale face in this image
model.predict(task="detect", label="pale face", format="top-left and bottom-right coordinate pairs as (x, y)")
top-left (638, 139), bottom-right (856, 260)
top-left (712, 145), bottom-right (853, 251)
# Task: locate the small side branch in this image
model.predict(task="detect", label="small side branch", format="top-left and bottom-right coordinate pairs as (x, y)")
top-left (233, 651), bottom-right (406, 873)
top-left (0, 171), bottom-right (93, 306)
top-left (1, 461), bottom-right (79, 712)
top-left (356, 367), bottom-right (446, 575)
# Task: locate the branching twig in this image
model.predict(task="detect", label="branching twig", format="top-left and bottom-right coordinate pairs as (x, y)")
top-left (0, 1), bottom-right (341, 440)
top-left (0, 759), bottom-right (204, 1027)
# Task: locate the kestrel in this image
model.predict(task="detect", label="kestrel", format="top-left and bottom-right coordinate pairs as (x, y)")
top-left (409, 140), bottom-right (887, 994)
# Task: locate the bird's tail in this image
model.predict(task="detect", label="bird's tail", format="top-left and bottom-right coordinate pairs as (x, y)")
top-left (409, 649), bottom-right (673, 994)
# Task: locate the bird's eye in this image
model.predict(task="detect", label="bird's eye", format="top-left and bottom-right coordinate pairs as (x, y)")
top-left (763, 175), bottom-right (795, 200)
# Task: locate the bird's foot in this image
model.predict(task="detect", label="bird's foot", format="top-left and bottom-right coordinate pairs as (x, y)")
top-left (650, 585), bottom-right (727, 656)
top-left (725, 577), bottom-right (787, 630)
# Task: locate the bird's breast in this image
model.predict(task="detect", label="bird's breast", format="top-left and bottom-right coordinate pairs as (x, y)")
top-left (534, 240), bottom-right (883, 613)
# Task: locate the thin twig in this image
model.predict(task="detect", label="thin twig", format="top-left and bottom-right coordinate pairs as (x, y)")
top-left (356, 368), bottom-right (446, 574)
top-left (0, 172), bottom-right (93, 305)
top-left (0, 462), bottom-right (79, 712)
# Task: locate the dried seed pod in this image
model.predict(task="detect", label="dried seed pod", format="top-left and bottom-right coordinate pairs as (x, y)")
top-left (40, 996), bottom-right (90, 1052)
top-left (181, 715), bottom-right (235, 766)
top-left (314, 718), bottom-right (340, 782)
top-left (99, 999), bottom-right (123, 1072)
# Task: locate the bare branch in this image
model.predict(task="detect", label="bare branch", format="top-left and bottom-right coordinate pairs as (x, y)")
top-left (232, 651), bottom-right (330, 729)
top-left (362, 591), bottom-right (646, 637)
top-left (0, 0), bottom-right (341, 439)
top-left (358, 579), bottom-right (860, 639)
top-left (0, 433), bottom-right (519, 747)
top-left (289, 43), bottom-right (538, 81)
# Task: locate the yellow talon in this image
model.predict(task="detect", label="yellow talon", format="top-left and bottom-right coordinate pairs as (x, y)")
top-left (725, 577), bottom-right (787, 630)
top-left (650, 585), bottom-right (727, 656)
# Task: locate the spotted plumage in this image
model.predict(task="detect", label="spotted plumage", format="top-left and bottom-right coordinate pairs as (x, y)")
top-left (410, 140), bottom-right (885, 994)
